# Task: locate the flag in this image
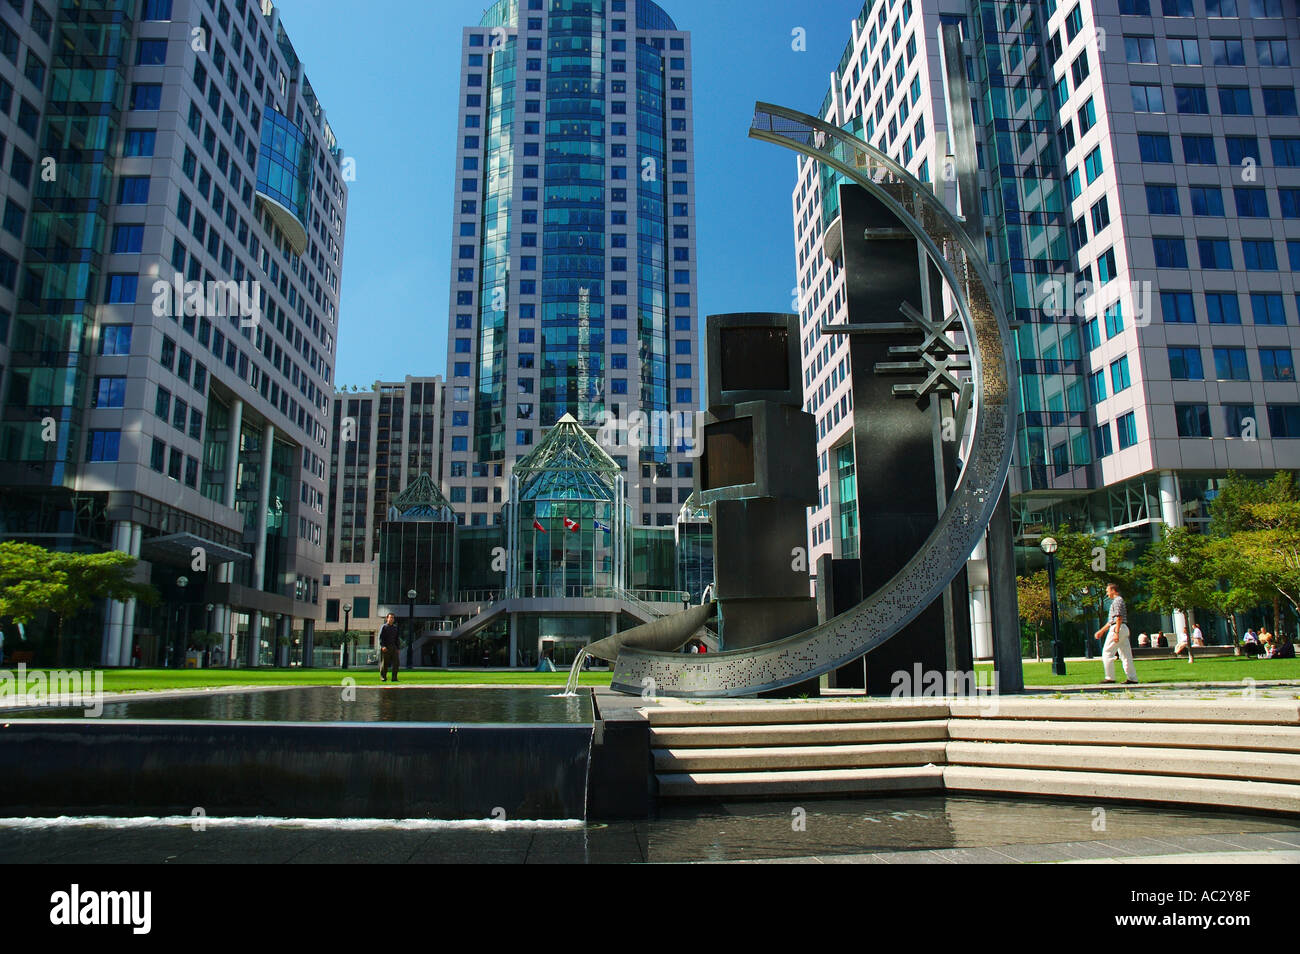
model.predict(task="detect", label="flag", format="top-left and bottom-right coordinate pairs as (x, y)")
top-left (533, 518), bottom-right (547, 533)
top-left (594, 520), bottom-right (611, 533)
top-left (564, 517), bottom-right (580, 532)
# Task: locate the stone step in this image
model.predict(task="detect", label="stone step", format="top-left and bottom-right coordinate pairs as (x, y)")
top-left (656, 764), bottom-right (945, 799)
top-left (654, 741), bottom-right (947, 773)
top-left (644, 702), bottom-right (950, 726)
top-left (648, 719), bottom-right (949, 748)
top-left (948, 719), bottom-right (1300, 753)
top-left (946, 741), bottom-right (1300, 784)
top-left (942, 765), bottom-right (1300, 815)
top-left (949, 698), bottom-right (1300, 725)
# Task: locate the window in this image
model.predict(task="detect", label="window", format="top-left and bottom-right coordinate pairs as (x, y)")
top-left (1260, 348), bottom-right (1295, 381)
top-left (1146, 184), bottom-right (1180, 215)
top-left (86, 430), bottom-right (121, 462)
top-left (1131, 83), bottom-right (1165, 112)
top-left (1234, 188), bottom-right (1268, 217)
top-left (1242, 240), bottom-right (1277, 271)
top-left (130, 84), bottom-right (162, 110)
top-left (104, 273), bottom-right (138, 304)
top-left (1175, 404), bottom-right (1212, 438)
top-left (1214, 347), bottom-right (1249, 380)
top-left (1111, 355), bottom-right (1132, 392)
top-left (1125, 36), bottom-right (1157, 64)
top-left (1207, 293), bottom-right (1242, 325)
top-left (1257, 39), bottom-right (1291, 66)
top-left (1094, 422), bottom-right (1114, 458)
top-left (1089, 369), bottom-right (1107, 403)
top-left (1138, 133), bottom-right (1172, 163)
top-left (1161, 291), bottom-right (1195, 323)
top-left (1268, 405), bottom-right (1300, 438)
top-left (1181, 135), bottom-right (1216, 165)
top-left (1197, 238), bottom-right (1233, 270)
top-left (94, 376), bottom-right (126, 408)
top-left (1213, 39), bottom-right (1246, 65)
top-left (1167, 347), bottom-right (1203, 380)
top-left (1084, 146), bottom-right (1104, 183)
top-left (136, 39), bottom-right (167, 65)
top-left (111, 224), bottom-right (143, 253)
top-left (1189, 186), bottom-right (1224, 216)
top-left (118, 176), bottom-right (150, 204)
top-left (1174, 85), bottom-right (1209, 113)
top-left (1091, 196), bottom-right (1110, 231)
top-left (1162, 0), bottom-right (1194, 13)
top-left (1098, 248), bottom-right (1118, 284)
top-left (1263, 87), bottom-right (1298, 116)
top-left (1226, 404), bottom-right (1260, 441)
top-left (1252, 293), bottom-right (1286, 326)
top-left (1153, 237), bottom-right (1188, 268)
top-left (1226, 136), bottom-right (1261, 165)
top-left (1219, 87), bottom-right (1253, 115)
top-left (1168, 38), bottom-right (1200, 65)
top-left (124, 129), bottom-right (156, 156)
top-left (1272, 137), bottom-right (1300, 167)
top-left (1117, 412), bottom-right (1138, 449)
top-left (100, 325), bottom-right (132, 355)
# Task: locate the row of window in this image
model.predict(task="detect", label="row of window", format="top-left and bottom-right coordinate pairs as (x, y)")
top-left (1145, 184), bottom-right (1300, 220)
top-left (1129, 82), bottom-right (1297, 117)
top-left (1166, 345), bottom-right (1296, 383)
top-left (1157, 291), bottom-right (1300, 326)
top-left (1124, 35), bottom-right (1290, 69)
top-left (1153, 237), bottom-right (1300, 273)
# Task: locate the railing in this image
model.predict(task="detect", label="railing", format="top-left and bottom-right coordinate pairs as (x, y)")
top-left (452, 589), bottom-right (503, 604)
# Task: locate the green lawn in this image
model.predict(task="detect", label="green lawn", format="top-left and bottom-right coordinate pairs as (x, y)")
top-left (39, 668), bottom-right (616, 694)
top-left (9, 655), bottom-right (1298, 696)
top-left (992, 655), bottom-right (1300, 687)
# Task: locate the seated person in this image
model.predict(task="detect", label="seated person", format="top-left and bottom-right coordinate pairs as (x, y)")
top-left (1174, 628), bottom-right (1190, 655)
top-left (1241, 629), bottom-right (1262, 656)
top-left (1138, 632), bottom-right (1150, 646)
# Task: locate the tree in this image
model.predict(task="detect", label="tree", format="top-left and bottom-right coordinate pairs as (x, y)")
top-left (1208, 471), bottom-right (1300, 633)
top-left (1136, 525), bottom-right (1213, 631)
top-left (1047, 526), bottom-right (1134, 633)
top-left (1016, 571), bottom-right (1052, 661)
top-left (0, 542), bottom-right (157, 666)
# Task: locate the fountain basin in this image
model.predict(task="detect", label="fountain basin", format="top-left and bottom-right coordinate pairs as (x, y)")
top-left (0, 687), bottom-right (595, 821)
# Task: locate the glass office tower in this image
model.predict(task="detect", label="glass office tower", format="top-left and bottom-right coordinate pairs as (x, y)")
top-left (443, 0), bottom-right (698, 531)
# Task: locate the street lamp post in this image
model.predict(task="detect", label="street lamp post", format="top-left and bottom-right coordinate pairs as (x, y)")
top-left (1040, 538), bottom-right (1066, 676)
top-left (342, 603), bottom-right (352, 669)
top-left (175, 575), bottom-right (189, 669)
top-left (205, 603), bottom-right (215, 668)
top-left (407, 589), bottom-right (417, 669)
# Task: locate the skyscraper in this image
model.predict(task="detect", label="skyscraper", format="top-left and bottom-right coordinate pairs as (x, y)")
top-left (795, 0), bottom-right (1300, 647)
top-left (442, 0), bottom-right (698, 531)
top-left (0, 0), bottom-right (348, 667)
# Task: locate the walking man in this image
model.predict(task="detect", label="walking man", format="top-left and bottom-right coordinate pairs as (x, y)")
top-left (1095, 581), bottom-right (1138, 685)
top-left (378, 613), bottom-right (401, 683)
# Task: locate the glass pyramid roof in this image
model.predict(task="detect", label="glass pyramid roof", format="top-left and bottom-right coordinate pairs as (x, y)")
top-left (514, 413), bottom-right (619, 502)
top-left (390, 471), bottom-right (457, 522)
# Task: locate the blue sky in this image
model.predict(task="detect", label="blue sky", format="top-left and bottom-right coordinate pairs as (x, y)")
top-left (275, 0), bottom-right (863, 388)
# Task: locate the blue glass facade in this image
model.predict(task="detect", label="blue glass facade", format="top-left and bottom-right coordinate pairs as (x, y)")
top-left (448, 0), bottom-right (696, 526)
top-left (256, 109), bottom-right (314, 252)
top-left (542, 0), bottom-right (606, 430)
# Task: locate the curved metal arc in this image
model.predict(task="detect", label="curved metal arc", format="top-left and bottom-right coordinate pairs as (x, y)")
top-left (606, 104), bottom-right (1018, 697)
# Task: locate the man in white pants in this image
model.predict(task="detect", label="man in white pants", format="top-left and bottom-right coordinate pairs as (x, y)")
top-left (1095, 581), bottom-right (1138, 685)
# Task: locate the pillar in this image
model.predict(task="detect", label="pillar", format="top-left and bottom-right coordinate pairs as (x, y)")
top-left (217, 399), bottom-right (244, 594)
top-left (303, 618), bottom-right (315, 669)
top-left (247, 610), bottom-right (262, 668)
top-left (1157, 470), bottom-right (1187, 636)
top-left (252, 421), bottom-right (274, 590)
top-left (508, 613), bottom-right (518, 668)
top-left (987, 485), bottom-right (1025, 693)
top-left (117, 523), bottom-right (143, 667)
top-left (101, 520), bottom-right (135, 665)
top-left (967, 538), bottom-right (994, 660)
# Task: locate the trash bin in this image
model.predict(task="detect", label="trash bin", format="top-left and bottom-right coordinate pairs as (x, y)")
top-left (185, 652), bottom-right (203, 669)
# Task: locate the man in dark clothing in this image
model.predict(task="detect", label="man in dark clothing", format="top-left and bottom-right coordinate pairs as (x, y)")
top-left (378, 613), bottom-right (401, 682)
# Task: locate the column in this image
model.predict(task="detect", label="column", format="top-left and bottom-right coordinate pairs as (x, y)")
top-left (987, 485), bottom-right (1025, 693)
top-left (967, 538), bottom-right (994, 660)
top-left (302, 618), bottom-right (315, 669)
top-left (252, 421), bottom-right (274, 590)
top-left (508, 612), bottom-right (518, 668)
top-left (117, 524), bottom-right (144, 667)
top-left (217, 399), bottom-right (244, 592)
top-left (1157, 471), bottom-right (1187, 637)
top-left (247, 610), bottom-right (261, 668)
top-left (101, 520), bottom-right (134, 665)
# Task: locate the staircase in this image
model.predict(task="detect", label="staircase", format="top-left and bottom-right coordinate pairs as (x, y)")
top-left (649, 697), bottom-right (1300, 813)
